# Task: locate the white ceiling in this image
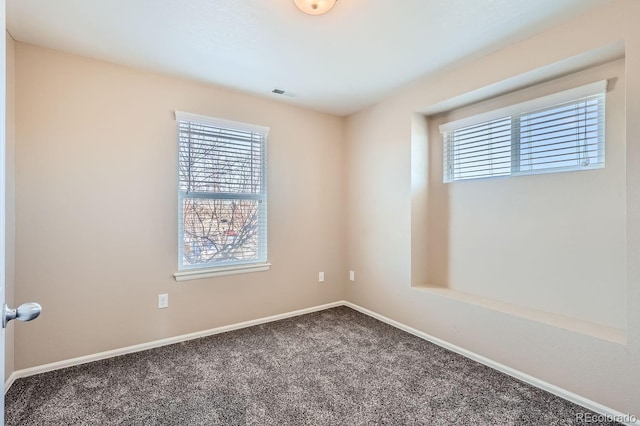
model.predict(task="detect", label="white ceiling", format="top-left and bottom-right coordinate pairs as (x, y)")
top-left (7, 0), bottom-right (610, 116)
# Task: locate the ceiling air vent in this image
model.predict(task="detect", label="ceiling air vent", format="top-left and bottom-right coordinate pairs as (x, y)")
top-left (272, 88), bottom-right (295, 97)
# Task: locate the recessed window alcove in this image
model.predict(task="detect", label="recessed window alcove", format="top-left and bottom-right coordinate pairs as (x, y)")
top-left (410, 47), bottom-right (627, 344)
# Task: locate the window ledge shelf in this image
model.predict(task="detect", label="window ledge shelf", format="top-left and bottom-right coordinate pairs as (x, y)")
top-left (411, 285), bottom-right (626, 344)
top-left (174, 263), bottom-right (271, 282)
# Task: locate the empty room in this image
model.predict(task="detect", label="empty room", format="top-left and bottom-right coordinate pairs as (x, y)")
top-left (1, 0), bottom-right (639, 424)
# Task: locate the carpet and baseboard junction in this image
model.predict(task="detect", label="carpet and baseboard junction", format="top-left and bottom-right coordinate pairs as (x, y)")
top-left (4, 302), bottom-right (636, 425)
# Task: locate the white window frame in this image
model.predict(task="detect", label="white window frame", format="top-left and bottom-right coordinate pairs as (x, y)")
top-left (173, 111), bottom-right (270, 281)
top-left (440, 80), bottom-right (607, 183)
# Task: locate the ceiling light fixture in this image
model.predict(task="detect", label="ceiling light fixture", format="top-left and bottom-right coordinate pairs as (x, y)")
top-left (293, 0), bottom-right (337, 15)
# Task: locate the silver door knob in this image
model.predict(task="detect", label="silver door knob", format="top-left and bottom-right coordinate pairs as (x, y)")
top-left (2, 302), bottom-right (42, 328)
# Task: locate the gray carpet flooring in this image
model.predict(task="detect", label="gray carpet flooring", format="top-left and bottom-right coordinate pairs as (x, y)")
top-left (5, 306), bottom-right (621, 425)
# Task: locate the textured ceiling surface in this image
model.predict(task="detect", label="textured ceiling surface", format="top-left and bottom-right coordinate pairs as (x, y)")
top-left (7, 0), bottom-right (610, 116)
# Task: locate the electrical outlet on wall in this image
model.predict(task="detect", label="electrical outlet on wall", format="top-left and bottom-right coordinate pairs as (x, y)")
top-left (318, 272), bottom-right (325, 283)
top-left (158, 294), bottom-right (169, 309)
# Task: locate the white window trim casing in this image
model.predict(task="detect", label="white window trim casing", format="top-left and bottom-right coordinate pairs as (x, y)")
top-left (440, 80), bottom-right (608, 183)
top-left (175, 111), bottom-right (270, 135)
top-left (439, 80), bottom-right (607, 133)
top-left (174, 263), bottom-right (272, 282)
top-left (173, 111), bottom-right (270, 281)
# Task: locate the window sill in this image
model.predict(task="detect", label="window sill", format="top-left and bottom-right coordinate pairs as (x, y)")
top-left (174, 263), bottom-right (271, 282)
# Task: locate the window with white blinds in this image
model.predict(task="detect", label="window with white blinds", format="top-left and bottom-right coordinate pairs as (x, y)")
top-left (440, 80), bottom-right (606, 183)
top-left (175, 111), bottom-right (268, 271)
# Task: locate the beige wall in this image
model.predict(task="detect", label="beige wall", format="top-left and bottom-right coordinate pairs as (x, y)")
top-left (5, 31), bottom-right (15, 382)
top-left (346, 0), bottom-right (639, 416)
top-left (14, 42), bottom-right (346, 369)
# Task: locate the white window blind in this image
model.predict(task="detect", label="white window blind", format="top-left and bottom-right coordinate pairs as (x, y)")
top-left (440, 80), bottom-right (607, 183)
top-left (175, 111), bottom-right (268, 270)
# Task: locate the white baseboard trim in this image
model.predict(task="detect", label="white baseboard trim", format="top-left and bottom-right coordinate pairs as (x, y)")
top-left (4, 371), bottom-right (18, 393)
top-left (4, 299), bottom-right (637, 425)
top-left (343, 301), bottom-right (639, 426)
top-left (4, 301), bottom-right (343, 394)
